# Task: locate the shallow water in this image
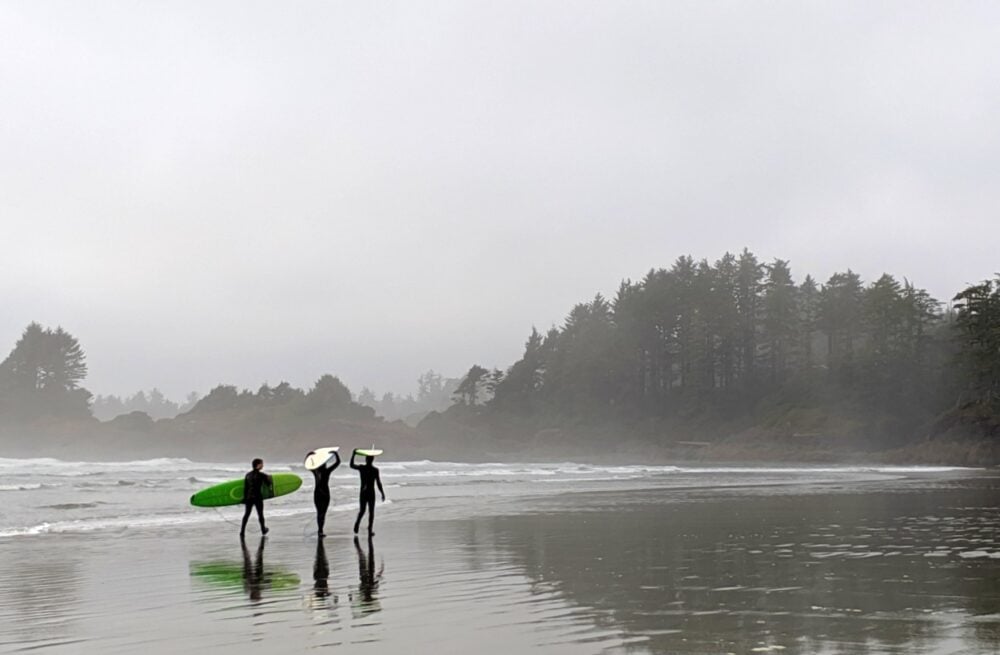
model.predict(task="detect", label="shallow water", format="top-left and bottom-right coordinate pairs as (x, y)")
top-left (0, 459), bottom-right (997, 653)
top-left (0, 457), bottom-right (968, 538)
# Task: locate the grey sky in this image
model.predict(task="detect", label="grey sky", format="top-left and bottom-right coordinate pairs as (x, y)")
top-left (2, 2), bottom-right (998, 399)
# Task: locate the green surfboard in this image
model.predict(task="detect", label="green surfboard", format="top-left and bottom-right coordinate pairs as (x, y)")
top-left (190, 473), bottom-right (303, 507)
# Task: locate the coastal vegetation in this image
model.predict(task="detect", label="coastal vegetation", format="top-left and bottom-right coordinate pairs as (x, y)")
top-left (1, 251), bottom-right (998, 462)
top-left (0, 322), bottom-right (91, 421)
top-left (434, 251), bottom-right (1000, 462)
top-left (92, 390), bottom-right (200, 421)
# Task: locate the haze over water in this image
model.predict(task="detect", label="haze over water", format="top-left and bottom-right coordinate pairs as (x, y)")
top-left (1, 458), bottom-right (997, 654)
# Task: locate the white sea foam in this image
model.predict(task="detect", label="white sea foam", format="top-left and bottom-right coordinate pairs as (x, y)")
top-left (0, 522), bottom-right (52, 538)
top-left (0, 457), bottom-right (979, 540)
top-left (657, 466), bottom-right (971, 474)
top-left (0, 506), bottom-right (319, 539)
top-left (0, 483), bottom-right (43, 491)
top-left (0, 457), bottom-right (246, 476)
top-left (0, 456), bottom-right (973, 477)
top-left (537, 475), bottom-right (641, 483)
top-left (365, 461), bottom-right (973, 477)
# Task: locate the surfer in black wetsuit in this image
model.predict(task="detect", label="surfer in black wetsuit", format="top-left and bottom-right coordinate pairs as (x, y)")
top-left (240, 458), bottom-right (271, 539)
top-left (350, 451), bottom-right (385, 536)
top-left (312, 450), bottom-right (341, 537)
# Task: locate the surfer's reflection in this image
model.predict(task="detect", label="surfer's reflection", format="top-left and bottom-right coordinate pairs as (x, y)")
top-left (350, 535), bottom-right (383, 616)
top-left (312, 538), bottom-right (338, 606)
top-left (190, 541), bottom-right (300, 604)
top-left (242, 537), bottom-right (266, 602)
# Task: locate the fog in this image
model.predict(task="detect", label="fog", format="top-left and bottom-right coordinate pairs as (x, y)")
top-left (2, 2), bottom-right (999, 399)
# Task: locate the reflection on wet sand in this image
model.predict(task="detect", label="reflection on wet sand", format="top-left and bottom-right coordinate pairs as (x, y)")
top-left (487, 479), bottom-right (1000, 654)
top-left (0, 544), bottom-right (83, 651)
top-left (351, 536), bottom-right (383, 617)
top-left (242, 537), bottom-right (264, 602)
top-left (310, 538), bottom-right (337, 609)
top-left (8, 473), bottom-right (996, 654)
top-left (189, 538), bottom-right (300, 603)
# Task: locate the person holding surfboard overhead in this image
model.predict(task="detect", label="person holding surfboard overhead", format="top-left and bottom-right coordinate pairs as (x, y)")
top-left (240, 458), bottom-right (272, 539)
top-left (350, 448), bottom-right (385, 536)
top-left (309, 449), bottom-right (341, 537)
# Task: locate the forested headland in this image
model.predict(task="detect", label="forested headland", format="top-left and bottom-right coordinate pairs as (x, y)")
top-left (1, 249), bottom-right (998, 463)
top-left (427, 250), bottom-right (1000, 464)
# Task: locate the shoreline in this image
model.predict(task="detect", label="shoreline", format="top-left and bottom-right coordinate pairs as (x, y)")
top-left (2, 413), bottom-right (998, 466)
top-left (1, 438), bottom-right (996, 467)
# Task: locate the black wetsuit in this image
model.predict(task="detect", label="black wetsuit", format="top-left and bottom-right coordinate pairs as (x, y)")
top-left (350, 454), bottom-right (384, 535)
top-left (311, 453), bottom-right (340, 535)
top-left (240, 469), bottom-right (271, 537)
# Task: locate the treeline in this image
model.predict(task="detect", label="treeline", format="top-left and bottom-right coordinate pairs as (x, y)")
top-left (181, 373), bottom-right (460, 426)
top-left (90, 372), bottom-right (458, 425)
top-left (181, 374), bottom-right (376, 421)
top-left (5, 251), bottom-right (997, 460)
top-left (0, 323), bottom-right (382, 428)
top-left (447, 250), bottom-right (999, 448)
top-left (92, 389), bottom-right (200, 421)
top-left (0, 322), bottom-right (456, 433)
top-left (357, 371), bottom-right (460, 424)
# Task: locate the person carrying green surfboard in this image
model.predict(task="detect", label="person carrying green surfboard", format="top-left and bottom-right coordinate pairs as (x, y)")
top-left (350, 450), bottom-right (385, 536)
top-left (240, 458), bottom-right (271, 539)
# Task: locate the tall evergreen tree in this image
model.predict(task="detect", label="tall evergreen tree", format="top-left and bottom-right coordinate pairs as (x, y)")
top-left (818, 270), bottom-right (864, 384)
top-left (735, 249), bottom-right (764, 388)
top-left (709, 253), bottom-right (740, 392)
top-left (798, 275), bottom-right (820, 372)
top-left (454, 365), bottom-right (490, 406)
top-left (761, 259), bottom-right (799, 384)
top-left (0, 323), bottom-right (90, 420)
top-left (953, 277), bottom-right (1000, 406)
top-left (492, 328), bottom-right (545, 414)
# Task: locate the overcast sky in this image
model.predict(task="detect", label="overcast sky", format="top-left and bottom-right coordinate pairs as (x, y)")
top-left (2, 2), bottom-right (998, 399)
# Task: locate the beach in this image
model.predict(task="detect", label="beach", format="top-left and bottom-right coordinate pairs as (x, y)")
top-left (1, 460), bottom-right (998, 654)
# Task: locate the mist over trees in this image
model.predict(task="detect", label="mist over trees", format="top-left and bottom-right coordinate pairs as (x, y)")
top-left (179, 374), bottom-right (373, 420)
top-left (442, 250), bottom-right (998, 450)
top-left (0, 323), bottom-right (381, 431)
top-left (357, 371), bottom-right (460, 424)
top-left (452, 364), bottom-right (495, 407)
top-left (2, 255), bottom-right (997, 462)
top-left (92, 389), bottom-right (200, 421)
top-left (0, 320), bottom-right (456, 437)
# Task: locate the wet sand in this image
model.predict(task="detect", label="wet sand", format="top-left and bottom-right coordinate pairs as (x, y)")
top-left (1, 471), bottom-right (998, 654)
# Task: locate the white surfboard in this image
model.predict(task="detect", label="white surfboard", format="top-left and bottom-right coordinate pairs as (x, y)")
top-left (354, 447), bottom-right (383, 457)
top-left (304, 446), bottom-right (340, 470)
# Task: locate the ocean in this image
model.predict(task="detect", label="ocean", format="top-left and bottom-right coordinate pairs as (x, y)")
top-left (0, 458), bottom-right (997, 653)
